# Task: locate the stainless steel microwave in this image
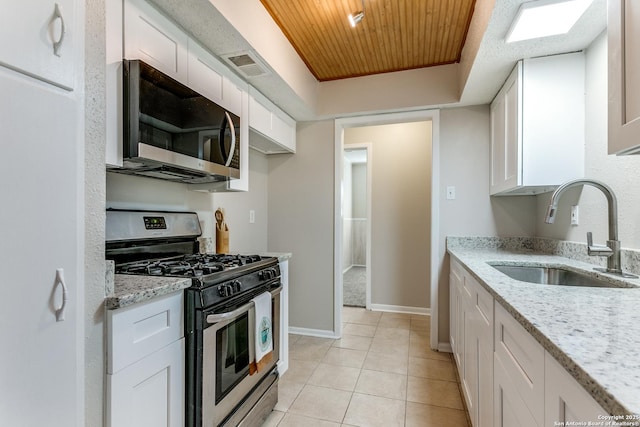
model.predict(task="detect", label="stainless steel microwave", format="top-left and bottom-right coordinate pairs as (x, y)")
top-left (112, 59), bottom-right (240, 183)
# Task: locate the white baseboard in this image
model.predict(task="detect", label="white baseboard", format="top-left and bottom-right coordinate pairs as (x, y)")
top-left (288, 326), bottom-right (339, 339)
top-left (369, 304), bottom-right (430, 316)
top-left (438, 342), bottom-right (453, 353)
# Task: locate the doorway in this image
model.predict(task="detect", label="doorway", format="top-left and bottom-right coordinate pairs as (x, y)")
top-left (333, 110), bottom-right (440, 350)
top-left (342, 145), bottom-right (371, 308)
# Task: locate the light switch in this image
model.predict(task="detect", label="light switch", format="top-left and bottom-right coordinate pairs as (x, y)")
top-left (446, 186), bottom-right (456, 200)
top-left (570, 205), bottom-right (579, 225)
top-left (249, 210), bottom-right (255, 224)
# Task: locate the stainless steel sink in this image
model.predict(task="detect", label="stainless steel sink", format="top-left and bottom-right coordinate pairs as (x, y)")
top-left (490, 264), bottom-right (636, 288)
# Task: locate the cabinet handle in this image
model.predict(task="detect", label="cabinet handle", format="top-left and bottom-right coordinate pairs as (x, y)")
top-left (54, 268), bottom-right (68, 322)
top-left (52, 3), bottom-right (66, 57)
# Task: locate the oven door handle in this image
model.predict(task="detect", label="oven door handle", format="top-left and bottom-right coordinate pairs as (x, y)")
top-left (206, 284), bottom-right (282, 325)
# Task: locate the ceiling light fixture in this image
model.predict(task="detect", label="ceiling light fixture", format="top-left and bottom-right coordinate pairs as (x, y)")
top-left (348, 0), bottom-right (366, 27)
top-left (505, 0), bottom-right (594, 43)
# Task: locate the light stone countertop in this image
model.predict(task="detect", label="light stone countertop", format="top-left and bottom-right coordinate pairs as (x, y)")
top-left (447, 241), bottom-right (640, 417)
top-left (106, 275), bottom-right (191, 310)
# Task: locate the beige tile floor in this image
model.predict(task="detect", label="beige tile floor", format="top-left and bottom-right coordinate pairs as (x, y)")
top-left (261, 307), bottom-right (471, 427)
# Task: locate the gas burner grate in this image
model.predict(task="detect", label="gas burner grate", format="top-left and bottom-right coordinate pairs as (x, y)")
top-left (115, 254), bottom-right (265, 278)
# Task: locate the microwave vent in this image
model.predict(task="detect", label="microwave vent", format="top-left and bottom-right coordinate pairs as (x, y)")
top-left (222, 51), bottom-right (270, 78)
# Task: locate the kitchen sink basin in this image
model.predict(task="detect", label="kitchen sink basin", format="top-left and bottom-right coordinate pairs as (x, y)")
top-left (490, 264), bottom-right (636, 288)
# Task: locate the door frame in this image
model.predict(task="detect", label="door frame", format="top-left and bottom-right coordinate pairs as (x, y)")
top-left (333, 109), bottom-right (440, 350)
top-left (342, 143), bottom-right (373, 309)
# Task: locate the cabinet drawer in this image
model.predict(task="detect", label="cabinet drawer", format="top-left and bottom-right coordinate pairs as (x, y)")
top-left (494, 303), bottom-right (544, 426)
top-left (108, 291), bottom-right (183, 374)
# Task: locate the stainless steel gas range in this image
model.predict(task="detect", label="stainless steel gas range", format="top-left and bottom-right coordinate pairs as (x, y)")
top-left (106, 209), bottom-right (280, 427)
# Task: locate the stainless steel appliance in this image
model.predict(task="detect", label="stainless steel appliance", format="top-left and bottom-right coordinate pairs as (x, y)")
top-left (110, 60), bottom-right (241, 184)
top-left (105, 209), bottom-right (280, 427)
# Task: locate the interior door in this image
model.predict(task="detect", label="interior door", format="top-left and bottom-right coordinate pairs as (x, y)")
top-left (0, 67), bottom-right (82, 426)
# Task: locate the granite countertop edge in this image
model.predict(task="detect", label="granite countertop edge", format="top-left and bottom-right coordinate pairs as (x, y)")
top-left (447, 244), bottom-right (640, 417)
top-left (106, 275), bottom-right (192, 310)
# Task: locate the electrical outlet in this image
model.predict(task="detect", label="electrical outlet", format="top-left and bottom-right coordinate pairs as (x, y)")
top-left (570, 205), bottom-right (579, 225)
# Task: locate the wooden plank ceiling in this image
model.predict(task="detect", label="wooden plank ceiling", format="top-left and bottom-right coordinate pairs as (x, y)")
top-left (260, 0), bottom-right (477, 82)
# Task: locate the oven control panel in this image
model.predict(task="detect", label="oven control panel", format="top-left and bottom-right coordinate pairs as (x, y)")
top-left (143, 216), bottom-right (167, 230)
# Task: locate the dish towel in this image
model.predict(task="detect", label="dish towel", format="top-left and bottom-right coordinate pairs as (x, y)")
top-left (249, 292), bottom-right (273, 375)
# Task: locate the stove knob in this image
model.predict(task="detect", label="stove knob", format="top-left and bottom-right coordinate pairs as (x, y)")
top-left (231, 280), bottom-right (242, 293)
top-left (218, 284), bottom-right (232, 297)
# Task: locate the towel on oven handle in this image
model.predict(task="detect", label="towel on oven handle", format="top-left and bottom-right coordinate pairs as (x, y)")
top-left (249, 291), bottom-right (273, 375)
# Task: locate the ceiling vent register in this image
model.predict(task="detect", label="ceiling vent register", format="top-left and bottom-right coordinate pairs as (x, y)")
top-left (222, 51), bottom-right (271, 78)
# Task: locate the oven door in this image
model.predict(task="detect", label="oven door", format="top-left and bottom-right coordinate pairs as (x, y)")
top-left (201, 285), bottom-right (281, 427)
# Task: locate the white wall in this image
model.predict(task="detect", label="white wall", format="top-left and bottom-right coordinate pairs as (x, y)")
top-left (267, 121), bottom-right (336, 332)
top-left (345, 122), bottom-right (432, 310)
top-left (438, 105), bottom-right (537, 341)
top-left (535, 31), bottom-right (640, 250)
top-left (212, 150), bottom-right (270, 253)
top-left (85, 1), bottom-right (107, 424)
top-left (106, 149), bottom-right (270, 253)
top-left (342, 157), bottom-right (353, 270)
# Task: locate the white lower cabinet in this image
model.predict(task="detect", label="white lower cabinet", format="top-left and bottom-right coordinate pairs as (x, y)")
top-left (450, 259), bottom-right (493, 427)
top-left (107, 291), bottom-right (185, 427)
top-left (545, 352), bottom-right (605, 425)
top-left (449, 258), bottom-right (607, 427)
top-left (493, 352), bottom-right (539, 427)
top-left (108, 339), bottom-right (185, 427)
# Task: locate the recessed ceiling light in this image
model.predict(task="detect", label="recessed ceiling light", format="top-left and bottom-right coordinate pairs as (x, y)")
top-left (348, 0), bottom-right (366, 27)
top-left (506, 0), bottom-right (594, 43)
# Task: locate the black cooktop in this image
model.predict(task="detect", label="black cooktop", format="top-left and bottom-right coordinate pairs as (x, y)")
top-left (115, 253), bottom-right (265, 278)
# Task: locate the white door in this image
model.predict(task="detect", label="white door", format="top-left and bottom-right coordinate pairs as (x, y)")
top-left (0, 68), bottom-right (82, 426)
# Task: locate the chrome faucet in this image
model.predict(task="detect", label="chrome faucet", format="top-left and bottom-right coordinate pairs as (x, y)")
top-left (545, 179), bottom-right (637, 278)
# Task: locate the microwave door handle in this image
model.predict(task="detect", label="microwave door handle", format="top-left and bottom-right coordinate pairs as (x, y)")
top-left (223, 111), bottom-right (236, 167)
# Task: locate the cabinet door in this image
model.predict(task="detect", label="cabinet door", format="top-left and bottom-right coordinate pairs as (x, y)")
top-left (494, 303), bottom-right (544, 426)
top-left (0, 68), bottom-right (81, 426)
top-left (0, 0), bottom-right (77, 90)
top-left (474, 281), bottom-right (494, 427)
top-left (187, 39), bottom-right (225, 105)
top-left (449, 261), bottom-right (463, 361)
top-left (490, 64), bottom-right (520, 195)
top-left (545, 352), bottom-right (605, 425)
top-left (608, 0), bottom-right (640, 154)
top-left (124, 0), bottom-right (188, 83)
top-left (494, 353), bottom-right (539, 427)
top-left (108, 339), bottom-right (185, 427)
top-left (503, 67), bottom-right (521, 190)
top-left (249, 93), bottom-right (273, 136)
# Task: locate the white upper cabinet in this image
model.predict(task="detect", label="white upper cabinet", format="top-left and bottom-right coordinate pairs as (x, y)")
top-left (608, 0), bottom-right (640, 154)
top-left (490, 53), bottom-right (585, 195)
top-left (0, 0), bottom-right (77, 90)
top-left (187, 39), bottom-right (244, 116)
top-left (249, 88), bottom-right (296, 154)
top-left (124, 0), bottom-right (188, 84)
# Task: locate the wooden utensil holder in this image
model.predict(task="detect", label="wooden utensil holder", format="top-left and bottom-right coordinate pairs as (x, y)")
top-left (216, 227), bottom-right (229, 254)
